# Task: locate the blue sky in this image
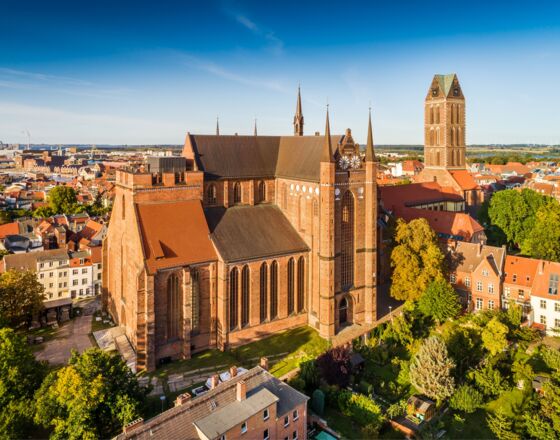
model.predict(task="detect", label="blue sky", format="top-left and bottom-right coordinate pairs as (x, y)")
top-left (1, 0), bottom-right (560, 145)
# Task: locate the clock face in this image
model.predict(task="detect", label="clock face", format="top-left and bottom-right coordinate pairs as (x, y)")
top-left (350, 155), bottom-right (361, 169)
top-left (338, 156), bottom-right (350, 170)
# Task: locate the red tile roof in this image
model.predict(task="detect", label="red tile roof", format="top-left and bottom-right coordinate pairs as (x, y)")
top-left (379, 182), bottom-right (463, 212)
top-left (449, 169), bottom-right (479, 190)
top-left (136, 200), bottom-right (216, 272)
top-left (400, 207), bottom-right (484, 241)
top-left (504, 255), bottom-right (540, 287)
top-left (531, 260), bottom-right (560, 299)
top-left (0, 222), bottom-right (19, 239)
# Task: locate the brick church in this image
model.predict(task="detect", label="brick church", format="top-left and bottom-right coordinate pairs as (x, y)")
top-left (103, 88), bottom-right (378, 371)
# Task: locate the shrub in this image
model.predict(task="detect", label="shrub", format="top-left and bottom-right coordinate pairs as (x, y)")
top-left (337, 391), bottom-right (384, 430)
top-left (299, 359), bottom-right (320, 392)
top-left (311, 389), bottom-right (325, 416)
top-left (316, 346), bottom-right (352, 387)
top-left (450, 384), bottom-right (484, 413)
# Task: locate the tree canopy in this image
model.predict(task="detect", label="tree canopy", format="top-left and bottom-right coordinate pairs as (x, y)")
top-left (390, 218), bottom-right (446, 301)
top-left (34, 185), bottom-right (86, 218)
top-left (418, 279), bottom-right (461, 324)
top-left (522, 201), bottom-right (560, 261)
top-left (409, 336), bottom-right (455, 402)
top-left (0, 269), bottom-right (45, 326)
top-left (481, 317), bottom-right (509, 356)
top-left (0, 328), bottom-right (46, 438)
top-left (34, 348), bottom-right (146, 439)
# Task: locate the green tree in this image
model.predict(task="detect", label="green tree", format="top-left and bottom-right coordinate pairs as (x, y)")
top-left (409, 336), bottom-right (455, 402)
top-left (32, 205), bottom-right (54, 218)
top-left (46, 185), bottom-right (85, 215)
top-left (541, 375), bottom-right (560, 434)
top-left (450, 384), bottom-right (483, 413)
top-left (541, 346), bottom-right (560, 371)
top-left (0, 328), bottom-right (46, 438)
top-left (442, 324), bottom-right (483, 376)
top-left (522, 202), bottom-right (560, 262)
top-left (506, 302), bottom-right (523, 327)
top-left (299, 359), bottom-right (320, 393)
top-left (482, 317), bottom-right (509, 356)
top-left (390, 218), bottom-right (445, 301)
top-left (0, 269), bottom-right (45, 326)
top-left (418, 280), bottom-right (461, 324)
top-left (34, 348), bottom-right (147, 439)
top-left (469, 363), bottom-right (505, 397)
top-left (523, 413), bottom-right (557, 440)
top-left (0, 210), bottom-right (11, 225)
top-left (337, 390), bottom-right (384, 435)
top-left (487, 409), bottom-right (521, 440)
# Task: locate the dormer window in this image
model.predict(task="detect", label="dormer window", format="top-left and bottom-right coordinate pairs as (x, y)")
top-left (512, 274), bottom-right (517, 282)
top-left (482, 269), bottom-right (489, 277)
top-left (549, 274), bottom-right (559, 295)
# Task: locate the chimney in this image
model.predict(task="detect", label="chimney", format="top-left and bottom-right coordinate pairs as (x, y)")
top-left (123, 418), bottom-right (144, 434)
top-left (229, 365), bottom-right (238, 378)
top-left (477, 242), bottom-right (483, 257)
top-left (236, 380), bottom-right (247, 402)
top-left (539, 260), bottom-right (545, 275)
top-left (210, 374), bottom-right (220, 390)
top-left (259, 357), bottom-right (269, 371)
top-left (175, 392), bottom-right (191, 407)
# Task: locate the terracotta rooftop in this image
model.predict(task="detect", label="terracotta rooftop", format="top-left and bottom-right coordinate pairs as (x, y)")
top-left (0, 222), bottom-right (19, 240)
top-left (136, 200), bottom-right (216, 273)
top-left (449, 169), bottom-right (479, 190)
top-left (400, 207), bottom-right (484, 241)
top-left (448, 242), bottom-right (506, 276)
top-left (504, 255), bottom-right (540, 287)
top-left (531, 260), bottom-right (560, 299)
top-left (379, 182), bottom-right (463, 212)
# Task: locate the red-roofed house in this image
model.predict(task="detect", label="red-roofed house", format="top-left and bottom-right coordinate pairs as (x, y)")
top-left (531, 260), bottom-right (560, 335)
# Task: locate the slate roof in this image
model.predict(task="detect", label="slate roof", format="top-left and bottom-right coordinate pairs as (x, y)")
top-left (136, 200), bottom-right (217, 273)
top-left (117, 366), bottom-right (309, 440)
top-left (448, 242), bottom-right (506, 275)
top-left (3, 249), bottom-right (69, 271)
top-left (193, 388), bottom-right (278, 438)
top-left (205, 204), bottom-right (309, 263)
top-left (187, 134), bottom-right (343, 182)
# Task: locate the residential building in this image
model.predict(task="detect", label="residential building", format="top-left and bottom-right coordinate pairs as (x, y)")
top-left (531, 260), bottom-right (560, 335)
top-left (117, 364), bottom-right (308, 440)
top-left (502, 255), bottom-right (540, 318)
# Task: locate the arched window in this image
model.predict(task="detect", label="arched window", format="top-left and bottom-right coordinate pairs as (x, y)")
top-left (429, 128), bottom-right (434, 146)
top-left (341, 191), bottom-right (354, 289)
top-left (436, 127), bottom-right (440, 146)
top-left (233, 182), bottom-right (241, 204)
top-left (436, 151), bottom-right (441, 166)
top-left (241, 265), bottom-right (250, 327)
top-left (270, 260), bottom-right (278, 319)
top-left (313, 199), bottom-right (319, 217)
top-left (259, 263), bottom-right (267, 323)
top-left (429, 105), bottom-right (434, 124)
top-left (457, 127), bottom-right (462, 147)
top-left (122, 194), bottom-right (125, 220)
top-left (167, 274), bottom-right (181, 340)
top-left (191, 269), bottom-right (200, 334)
top-left (207, 184), bottom-right (217, 205)
top-left (297, 256), bottom-right (305, 313)
top-left (229, 267), bottom-right (238, 330)
top-left (287, 258), bottom-right (295, 314)
top-left (282, 183), bottom-right (288, 209)
top-left (258, 181), bottom-right (266, 203)
top-left (435, 105), bottom-right (440, 124)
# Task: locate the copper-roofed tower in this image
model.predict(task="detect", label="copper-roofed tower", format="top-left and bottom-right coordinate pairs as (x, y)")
top-left (424, 73), bottom-right (465, 170)
top-left (293, 85), bottom-right (304, 136)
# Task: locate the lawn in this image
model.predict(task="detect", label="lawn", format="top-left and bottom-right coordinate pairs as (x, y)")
top-left (152, 326), bottom-right (330, 379)
top-left (442, 409), bottom-right (496, 439)
top-left (323, 407), bottom-right (361, 440)
top-left (486, 388), bottom-right (532, 419)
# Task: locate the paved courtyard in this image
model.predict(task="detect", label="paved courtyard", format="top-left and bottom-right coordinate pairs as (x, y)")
top-left (35, 298), bottom-right (97, 365)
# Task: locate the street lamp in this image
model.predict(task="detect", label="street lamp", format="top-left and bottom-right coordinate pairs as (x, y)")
top-left (160, 395), bottom-right (166, 413)
top-left (388, 306), bottom-right (393, 323)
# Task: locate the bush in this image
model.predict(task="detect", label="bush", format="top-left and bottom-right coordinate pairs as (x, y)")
top-left (311, 389), bottom-right (325, 416)
top-left (299, 359), bottom-right (320, 392)
top-left (316, 346), bottom-right (352, 387)
top-left (337, 391), bottom-right (385, 429)
top-left (288, 377), bottom-right (305, 393)
top-left (357, 380), bottom-right (373, 396)
top-left (450, 384), bottom-right (484, 413)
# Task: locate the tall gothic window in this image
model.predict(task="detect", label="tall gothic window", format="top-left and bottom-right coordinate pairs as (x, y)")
top-left (435, 105), bottom-right (440, 124)
top-left (298, 196), bottom-right (305, 231)
top-left (259, 263), bottom-right (268, 323)
top-left (270, 260), bottom-right (278, 319)
top-left (282, 183), bottom-right (288, 209)
top-left (233, 182), bottom-right (241, 204)
top-left (229, 267), bottom-right (238, 330)
top-left (258, 181), bottom-right (266, 203)
top-left (167, 274), bottom-right (181, 340)
top-left (297, 256), bottom-right (305, 313)
top-left (191, 269), bottom-right (200, 334)
top-left (287, 258), bottom-right (295, 314)
top-left (207, 184), bottom-right (217, 205)
top-left (241, 265), bottom-right (250, 327)
top-left (341, 191), bottom-right (355, 289)
top-left (121, 194), bottom-right (125, 220)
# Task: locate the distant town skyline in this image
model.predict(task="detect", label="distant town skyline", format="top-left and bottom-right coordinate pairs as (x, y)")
top-left (1, 0), bottom-right (560, 145)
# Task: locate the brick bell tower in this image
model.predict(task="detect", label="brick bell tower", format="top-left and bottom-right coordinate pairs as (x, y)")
top-left (319, 108), bottom-right (336, 338)
top-left (424, 74), bottom-right (466, 170)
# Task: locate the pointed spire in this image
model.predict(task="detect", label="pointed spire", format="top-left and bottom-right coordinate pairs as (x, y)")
top-left (253, 118), bottom-right (257, 136)
top-left (365, 106), bottom-right (375, 162)
top-left (216, 116), bottom-right (220, 136)
top-left (321, 105), bottom-right (334, 163)
top-left (293, 85), bottom-right (304, 136)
